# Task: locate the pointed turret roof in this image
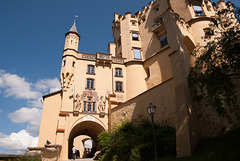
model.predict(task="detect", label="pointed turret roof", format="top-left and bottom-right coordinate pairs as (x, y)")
top-left (65, 20), bottom-right (80, 39)
top-left (69, 21), bottom-right (78, 33)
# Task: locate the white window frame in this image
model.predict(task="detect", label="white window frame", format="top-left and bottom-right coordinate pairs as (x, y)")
top-left (133, 48), bottom-right (142, 59)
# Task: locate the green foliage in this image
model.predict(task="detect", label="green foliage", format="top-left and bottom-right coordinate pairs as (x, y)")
top-left (19, 154), bottom-right (41, 161)
top-left (97, 118), bottom-right (176, 161)
top-left (188, 3), bottom-right (240, 118)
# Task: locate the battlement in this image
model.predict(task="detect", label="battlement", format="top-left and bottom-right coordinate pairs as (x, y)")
top-left (113, 1), bottom-right (154, 23)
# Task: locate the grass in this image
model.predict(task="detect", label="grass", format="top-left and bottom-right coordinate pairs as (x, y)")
top-left (160, 128), bottom-right (240, 161)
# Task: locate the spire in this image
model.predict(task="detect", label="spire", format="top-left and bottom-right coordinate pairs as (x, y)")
top-left (69, 15), bottom-right (78, 33)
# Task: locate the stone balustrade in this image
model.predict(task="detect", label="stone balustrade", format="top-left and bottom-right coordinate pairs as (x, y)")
top-left (78, 52), bottom-right (125, 64)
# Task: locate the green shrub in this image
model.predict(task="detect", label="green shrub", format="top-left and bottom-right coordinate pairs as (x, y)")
top-left (19, 154), bottom-right (41, 161)
top-left (97, 118), bottom-right (176, 161)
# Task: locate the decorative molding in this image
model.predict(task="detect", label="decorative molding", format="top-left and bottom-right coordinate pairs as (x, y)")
top-left (56, 129), bottom-right (65, 133)
top-left (110, 101), bottom-right (118, 105)
top-left (61, 72), bottom-right (74, 92)
top-left (109, 94), bottom-right (116, 97)
top-left (59, 112), bottom-right (69, 117)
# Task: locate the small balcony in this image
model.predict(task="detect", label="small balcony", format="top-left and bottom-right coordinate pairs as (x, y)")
top-left (96, 52), bottom-right (112, 64)
top-left (151, 17), bottom-right (165, 33)
top-left (112, 57), bottom-right (125, 64)
top-left (79, 52), bottom-right (96, 60)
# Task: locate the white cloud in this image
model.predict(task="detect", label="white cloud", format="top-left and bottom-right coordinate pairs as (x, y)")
top-left (0, 70), bottom-right (41, 99)
top-left (0, 78), bottom-right (4, 87)
top-left (34, 77), bottom-right (61, 93)
top-left (27, 99), bottom-right (43, 108)
top-left (0, 130), bottom-right (38, 154)
top-left (0, 70), bottom-right (61, 100)
top-left (8, 107), bottom-right (42, 136)
top-left (0, 70), bottom-right (61, 153)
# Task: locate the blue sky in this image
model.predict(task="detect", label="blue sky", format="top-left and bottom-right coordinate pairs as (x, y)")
top-left (0, 0), bottom-right (239, 155)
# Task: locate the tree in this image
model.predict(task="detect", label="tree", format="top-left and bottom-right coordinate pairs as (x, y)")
top-left (97, 118), bottom-right (175, 161)
top-left (188, 3), bottom-right (240, 118)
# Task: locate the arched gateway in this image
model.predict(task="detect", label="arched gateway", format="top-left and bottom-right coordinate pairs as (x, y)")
top-left (68, 118), bottom-right (106, 159)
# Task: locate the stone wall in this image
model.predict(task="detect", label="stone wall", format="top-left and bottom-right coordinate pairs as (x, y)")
top-left (111, 77), bottom-right (176, 128)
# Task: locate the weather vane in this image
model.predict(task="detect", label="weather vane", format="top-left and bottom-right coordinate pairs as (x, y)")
top-left (74, 15), bottom-right (78, 24)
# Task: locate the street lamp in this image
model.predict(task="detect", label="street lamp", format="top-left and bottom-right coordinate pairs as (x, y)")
top-left (147, 103), bottom-right (158, 161)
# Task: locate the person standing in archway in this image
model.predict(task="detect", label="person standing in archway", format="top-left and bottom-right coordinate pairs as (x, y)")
top-left (72, 146), bottom-right (76, 160)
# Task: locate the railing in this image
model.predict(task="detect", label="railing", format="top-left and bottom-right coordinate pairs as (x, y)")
top-left (78, 52), bottom-right (96, 60)
top-left (97, 52), bottom-right (112, 60)
top-left (112, 57), bottom-right (125, 64)
top-left (151, 20), bottom-right (164, 32)
top-left (78, 52), bottom-right (125, 64)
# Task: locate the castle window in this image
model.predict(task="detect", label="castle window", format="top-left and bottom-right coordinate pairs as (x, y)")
top-left (72, 61), bottom-right (75, 67)
top-left (86, 79), bottom-right (94, 90)
top-left (115, 82), bottom-right (123, 92)
top-left (156, 17), bottom-right (163, 23)
top-left (132, 33), bottom-right (139, 41)
top-left (92, 103), bottom-right (96, 112)
top-left (62, 60), bottom-right (66, 67)
top-left (83, 102), bottom-right (87, 111)
top-left (193, 5), bottom-right (203, 16)
top-left (87, 103), bottom-right (91, 112)
top-left (131, 21), bottom-right (137, 26)
top-left (87, 65), bottom-right (95, 74)
top-left (133, 48), bottom-right (142, 59)
top-left (153, 5), bottom-right (159, 12)
top-left (83, 101), bottom-right (96, 113)
top-left (115, 68), bottom-right (122, 77)
top-left (160, 34), bottom-right (168, 47)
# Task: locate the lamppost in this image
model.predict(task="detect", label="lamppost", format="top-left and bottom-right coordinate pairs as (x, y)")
top-left (147, 103), bottom-right (158, 161)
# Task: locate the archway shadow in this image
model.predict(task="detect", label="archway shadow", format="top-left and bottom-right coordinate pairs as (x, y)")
top-left (68, 121), bottom-right (105, 159)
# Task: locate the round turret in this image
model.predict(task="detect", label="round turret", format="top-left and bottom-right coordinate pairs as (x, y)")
top-left (64, 22), bottom-right (80, 52)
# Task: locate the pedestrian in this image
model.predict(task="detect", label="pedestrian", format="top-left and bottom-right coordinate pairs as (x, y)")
top-left (72, 146), bottom-right (76, 160)
top-left (76, 150), bottom-right (80, 158)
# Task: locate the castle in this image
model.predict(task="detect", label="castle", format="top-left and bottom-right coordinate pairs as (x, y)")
top-left (29, 0), bottom-right (240, 160)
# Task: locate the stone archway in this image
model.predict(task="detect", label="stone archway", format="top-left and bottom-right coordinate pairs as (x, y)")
top-left (68, 120), bottom-right (105, 159)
